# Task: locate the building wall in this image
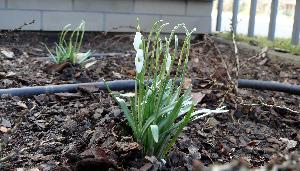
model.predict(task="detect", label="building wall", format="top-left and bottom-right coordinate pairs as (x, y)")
top-left (0, 0), bottom-right (213, 33)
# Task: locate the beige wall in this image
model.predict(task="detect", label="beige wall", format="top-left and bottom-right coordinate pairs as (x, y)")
top-left (0, 0), bottom-right (213, 33)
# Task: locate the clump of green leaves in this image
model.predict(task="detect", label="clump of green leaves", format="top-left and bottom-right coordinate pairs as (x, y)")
top-left (46, 20), bottom-right (92, 65)
top-left (110, 20), bottom-right (227, 159)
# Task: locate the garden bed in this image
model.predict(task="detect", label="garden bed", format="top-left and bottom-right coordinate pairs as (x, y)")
top-left (0, 32), bottom-right (299, 170)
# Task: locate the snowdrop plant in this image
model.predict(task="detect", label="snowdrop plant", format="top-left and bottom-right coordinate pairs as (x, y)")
top-left (110, 20), bottom-right (227, 158)
top-left (46, 20), bottom-right (92, 65)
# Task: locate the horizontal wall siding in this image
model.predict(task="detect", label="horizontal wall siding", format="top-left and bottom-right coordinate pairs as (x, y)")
top-left (0, 10), bottom-right (41, 30)
top-left (0, 0), bottom-right (5, 8)
top-left (187, 1), bottom-right (213, 16)
top-left (42, 11), bottom-right (104, 31)
top-left (162, 16), bottom-right (211, 33)
top-left (74, 0), bottom-right (134, 13)
top-left (7, 0), bottom-right (73, 10)
top-left (134, 0), bottom-right (185, 15)
top-left (105, 14), bottom-right (160, 32)
top-left (0, 0), bottom-right (213, 33)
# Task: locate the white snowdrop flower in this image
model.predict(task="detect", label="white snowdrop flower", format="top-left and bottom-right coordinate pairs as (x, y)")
top-left (175, 35), bottom-right (178, 47)
top-left (166, 52), bottom-right (171, 72)
top-left (133, 32), bottom-right (143, 51)
top-left (135, 49), bottom-right (144, 73)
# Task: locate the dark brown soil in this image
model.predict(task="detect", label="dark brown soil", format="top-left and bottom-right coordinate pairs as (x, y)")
top-left (0, 32), bottom-right (299, 171)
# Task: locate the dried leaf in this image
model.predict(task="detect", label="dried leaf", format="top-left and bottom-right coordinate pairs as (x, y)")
top-left (247, 140), bottom-right (260, 146)
top-left (126, 69), bottom-right (136, 77)
top-left (191, 92), bottom-right (206, 103)
top-left (112, 71), bottom-right (122, 79)
top-left (279, 138), bottom-right (297, 150)
top-left (115, 142), bottom-right (140, 152)
top-left (0, 126), bottom-right (10, 133)
top-left (17, 101), bottom-right (28, 109)
top-left (183, 78), bottom-right (192, 90)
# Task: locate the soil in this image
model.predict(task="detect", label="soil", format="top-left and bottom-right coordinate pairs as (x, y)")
top-left (0, 32), bottom-right (299, 171)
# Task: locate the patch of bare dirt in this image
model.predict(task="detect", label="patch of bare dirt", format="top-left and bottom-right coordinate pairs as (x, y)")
top-left (0, 32), bottom-right (299, 170)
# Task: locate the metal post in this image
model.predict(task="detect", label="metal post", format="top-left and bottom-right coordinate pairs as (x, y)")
top-left (248, 0), bottom-right (257, 37)
top-left (216, 0), bottom-right (224, 31)
top-left (292, 0), bottom-right (300, 45)
top-left (268, 0), bottom-right (278, 41)
top-left (232, 0), bottom-right (239, 33)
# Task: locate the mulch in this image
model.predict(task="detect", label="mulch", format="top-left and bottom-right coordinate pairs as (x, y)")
top-left (0, 32), bottom-right (299, 171)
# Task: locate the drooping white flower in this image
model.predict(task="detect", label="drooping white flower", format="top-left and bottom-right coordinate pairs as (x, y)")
top-left (166, 52), bottom-right (171, 72)
top-left (175, 35), bottom-right (178, 48)
top-left (133, 32), bottom-right (143, 51)
top-left (135, 49), bottom-right (144, 73)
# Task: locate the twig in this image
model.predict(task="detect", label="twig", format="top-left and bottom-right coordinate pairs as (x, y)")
top-left (10, 104), bottom-right (37, 133)
top-left (230, 24), bottom-right (240, 91)
top-left (205, 35), bottom-right (238, 111)
top-left (247, 47), bottom-right (268, 61)
top-left (0, 20), bottom-right (35, 38)
top-left (240, 47), bottom-right (268, 68)
top-left (241, 101), bottom-right (300, 115)
top-left (205, 35), bottom-right (234, 85)
top-left (111, 25), bottom-right (136, 31)
top-left (0, 147), bottom-right (29, 163)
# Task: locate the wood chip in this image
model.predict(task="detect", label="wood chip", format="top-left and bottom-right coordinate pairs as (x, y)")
top-left (0, 126), bottom-right (10, 133)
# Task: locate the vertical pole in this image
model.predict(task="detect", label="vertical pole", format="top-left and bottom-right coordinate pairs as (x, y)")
top-left (232, 0), bottom-right (239, 33)
top-left (268, 0), bottom-right (279, 41)
top-left (248, 0), bottom-right (257, 37)
top-left (216, 0), bottom-right (224, 31)
top-left (292, 0), bottom-right (300, 45)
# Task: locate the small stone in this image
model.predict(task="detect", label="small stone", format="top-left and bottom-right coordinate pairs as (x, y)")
top-left (229, 136), bottom-right (237, 144)
top-left (1, 49), bottom-right (14, 59)
top-left (1, 118), bottom-right (12, 128)
top-left (279, 138), bottom-right (297, 150)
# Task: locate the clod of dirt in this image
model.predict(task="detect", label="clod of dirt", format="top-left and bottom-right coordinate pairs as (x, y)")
top-left (76, 158), bottom-right (117, 171)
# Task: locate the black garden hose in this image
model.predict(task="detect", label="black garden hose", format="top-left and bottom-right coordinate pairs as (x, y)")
top-left (0, 79), bottom-right (299, 97)
top-left (0, 80), bottom-right (137, 97)
top-left (238, 79), bottom-right (300, 95)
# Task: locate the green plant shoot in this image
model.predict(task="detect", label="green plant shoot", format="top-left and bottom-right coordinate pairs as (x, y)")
top-left (109, 20), bottom-right (228, 159)
top-left (46, 20), bottom-right (92, 65)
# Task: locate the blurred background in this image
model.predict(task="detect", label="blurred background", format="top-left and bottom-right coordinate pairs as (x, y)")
top-left (211, 0), bottom-right (296, 38)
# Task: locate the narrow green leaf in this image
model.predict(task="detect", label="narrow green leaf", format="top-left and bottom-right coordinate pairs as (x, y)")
top-left (163, 104), bottom-right (194, 156)
top-left (115, 97), bottom-right (136, 130)
top-left (150, 125), bottom-right (159, 143)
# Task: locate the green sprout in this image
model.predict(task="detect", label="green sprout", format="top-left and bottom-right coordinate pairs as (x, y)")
top-left (46, 20), bottom-right (92, 65)
top-left (109, 20), bottom-right (228, 159)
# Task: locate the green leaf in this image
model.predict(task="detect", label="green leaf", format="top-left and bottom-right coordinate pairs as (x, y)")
top-left (163, 104), bottom-right (194, 156)
top-left (150, 125), bottom-right (159, 143)
top-left (115, 97), bottom-right (136, 129)
top-left (77, 50), bottom-right (92, 64)
top-left (159, 95), bottom-right (184, 131)
top-left (44, 44), bottom-right (56, 63)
